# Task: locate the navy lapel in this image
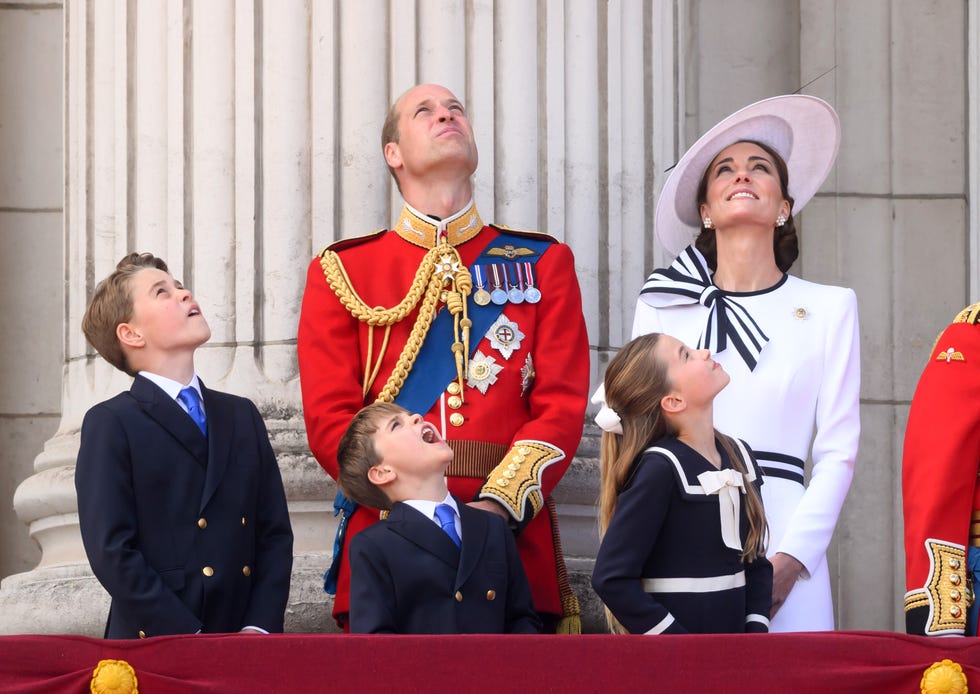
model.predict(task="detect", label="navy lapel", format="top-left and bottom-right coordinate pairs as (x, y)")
top-left (385, 503), bottom-right (460, 569)
top-left (131, 375), bottom-right (208, 466)
top-left (455, 501), bottom-right (490, 589)
top-left (198, 381), bottom-right (232, 513)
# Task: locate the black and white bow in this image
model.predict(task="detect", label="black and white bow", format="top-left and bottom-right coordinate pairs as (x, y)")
top-left (638, 245), bottom-right (769, 371)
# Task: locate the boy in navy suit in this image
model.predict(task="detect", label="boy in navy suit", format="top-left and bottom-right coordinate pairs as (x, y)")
top-left (338, 402), bottom-right (541, 634)
top-left (75, 252), bottom-right (293, 639)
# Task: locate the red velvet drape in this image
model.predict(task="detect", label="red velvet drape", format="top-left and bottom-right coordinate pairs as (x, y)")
top-left (1, 631), bottom-right (977, 693)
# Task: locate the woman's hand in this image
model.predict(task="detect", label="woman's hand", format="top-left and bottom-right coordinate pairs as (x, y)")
top-left (770, 552), bottom-right (805, 618)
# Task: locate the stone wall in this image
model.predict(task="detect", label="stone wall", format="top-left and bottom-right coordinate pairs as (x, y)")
top-left (0, 0), bottom-right (975, 634)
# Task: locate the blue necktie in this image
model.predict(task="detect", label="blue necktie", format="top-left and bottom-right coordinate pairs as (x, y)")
top-left (177, 387), bottom-right (208, 437)
top-left (434, 503), bottom-right (461, 548)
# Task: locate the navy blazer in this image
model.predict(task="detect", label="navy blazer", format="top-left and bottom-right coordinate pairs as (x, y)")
top-left (348, 499), bottom-right (541, 634)
top-left (75, 375), bottom-right (293, 638)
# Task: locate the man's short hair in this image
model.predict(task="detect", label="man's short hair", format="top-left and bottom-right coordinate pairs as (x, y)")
top-left (380, 95), bottom-right (402, 192)
top-left (82, 252), bottom-right (169, 376)
top-left (337, 402), bottom-right (409, 511)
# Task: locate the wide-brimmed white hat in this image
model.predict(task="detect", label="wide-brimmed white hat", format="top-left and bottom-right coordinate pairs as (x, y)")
top-left (655, 94), bottom-right (841, 256)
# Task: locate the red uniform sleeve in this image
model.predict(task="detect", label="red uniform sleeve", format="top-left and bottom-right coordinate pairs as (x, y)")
top-left (297, 255), bottom-right (365, 480)
top-left (902, 315), bottom-right (980, 636)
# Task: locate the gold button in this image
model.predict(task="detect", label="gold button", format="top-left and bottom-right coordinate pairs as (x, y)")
top-left (448, 395), bottom-right (462, 409)
top-left (951, 589), bottom-right (962, 602)
top-left (241, 516), bottom-right (247, 526)
top-left (518, 446), bottom-right (531, 455)
top-left (455, 591), bottom-right (463, 602)
top-left (197, 518), bottom-right (207, 529)
top-left (497, 478), bottom-right (509, 486)
top-left (951, 605), bottom-right (962, 618)
top-left (440, 291), bottom-right (448, 302)
top-left (449, 413), bottom-right (464, 427)
top-left (138, 630), bottom-right (146, 639)
top-left (503, 470), bottom-right (516, 479)
top-left (447, 382), bottom-right (461, 395)
top-left (486, 590), bottom-right (496, 601)
top-left (203, 566), bottom-right (214, 577)
top-left (951, 573), bottom-right (962, 586)
top-left (950, 558), bottom-right (962, 569)
top-left (512, 454), bottom-right (526, 464)
top-left (795, 307), bottom-right (807, 319)
top-left (508, 462), bottom-right (521, 471)
top-left (242, 565), bottom-right (251, 577)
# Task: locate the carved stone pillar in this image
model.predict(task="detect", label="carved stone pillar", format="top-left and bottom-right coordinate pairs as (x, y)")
top-left (0, 0), bottom-right (334, 635)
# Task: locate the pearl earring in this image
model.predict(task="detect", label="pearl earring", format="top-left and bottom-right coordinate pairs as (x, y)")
top-left (702, 216), bottom-right (713, 229)
top-left (775, 214), bottom-right (787, 227)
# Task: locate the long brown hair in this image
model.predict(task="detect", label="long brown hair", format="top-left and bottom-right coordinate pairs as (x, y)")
top-left (598, 333), bottom-right (768, 559)
top-left (694, 139), bottom-right (799, 273)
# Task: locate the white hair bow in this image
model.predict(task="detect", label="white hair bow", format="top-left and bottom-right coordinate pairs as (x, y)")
top-left (591, 385), bottom-right (624, 435)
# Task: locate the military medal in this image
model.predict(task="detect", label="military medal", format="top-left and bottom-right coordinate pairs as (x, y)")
top-left (523, 262), bottom-right (541, 303)
top-left (467, 350), bottom-right (503, 394)
top-left (520, 353), bottom-right (536, 396)
top-left (489, 264), bottom-right (508, 305)
top-left (488, 314), bottom-right (524, 360)
top-left (472, 265), bottom-right (491, 306)
top-left (435, 252), bottom-right (461, 281)
top-left (507, 264), bottom-right (525, 304)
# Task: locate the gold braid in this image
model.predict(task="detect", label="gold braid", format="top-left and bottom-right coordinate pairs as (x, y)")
top-left (319, 243), bottom-right (472, 403)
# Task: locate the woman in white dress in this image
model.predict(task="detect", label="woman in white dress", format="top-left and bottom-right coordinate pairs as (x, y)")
top-left (629, 95), bottom-right (860, 631)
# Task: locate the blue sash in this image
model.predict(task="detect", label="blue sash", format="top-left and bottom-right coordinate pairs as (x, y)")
top-left (323, 231), bottom-right (552, 595)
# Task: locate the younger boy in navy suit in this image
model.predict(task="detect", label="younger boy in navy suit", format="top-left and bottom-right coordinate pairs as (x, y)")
top-left (75, 252), bottom-right (293, 639)
top-left (338, 402), bottom-right (541, 634)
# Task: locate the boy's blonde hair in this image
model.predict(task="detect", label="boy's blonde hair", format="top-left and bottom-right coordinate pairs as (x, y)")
top-left (337, 402), bottom-right (409, 511)
top-left (82, 252), bottom-right (169, 376)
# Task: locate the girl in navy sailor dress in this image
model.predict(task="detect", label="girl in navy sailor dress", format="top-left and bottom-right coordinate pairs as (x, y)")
top-left (591, 332), bottom-right (773, 634)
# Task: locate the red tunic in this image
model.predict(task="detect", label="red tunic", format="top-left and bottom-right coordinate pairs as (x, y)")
top-left (903, 304), bottom-right (980, 635)
top-left (298, 207), bottom-right (590, 625)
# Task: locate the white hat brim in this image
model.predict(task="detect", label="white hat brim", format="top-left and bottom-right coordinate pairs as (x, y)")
top-left (655, 95), bottom-right (841, 257)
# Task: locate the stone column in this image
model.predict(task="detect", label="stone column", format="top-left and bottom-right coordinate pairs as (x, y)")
top-left (0, 0), bottom-right (333, 635)
top-left (0, 0), bottom-right (679, 635)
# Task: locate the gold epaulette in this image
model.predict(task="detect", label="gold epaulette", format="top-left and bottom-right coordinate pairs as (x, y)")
top-left (904, 539), bottom-right (970, 635)
top-left (488, 224), bottom-right (559, 244)
top-left (479, 441), bottom-right (564, 522)
top-left (318, 229), bottom-right (387, 257)
top-left (952, 302), bottom-right (980, 325)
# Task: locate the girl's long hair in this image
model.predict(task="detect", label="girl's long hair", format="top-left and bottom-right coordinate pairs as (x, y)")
top-left (597, 333), bottom-right (769, 630)
top-left (598, 333), bottom-right (674, 539)
top-left (715, 433), bottom-right (768, 562)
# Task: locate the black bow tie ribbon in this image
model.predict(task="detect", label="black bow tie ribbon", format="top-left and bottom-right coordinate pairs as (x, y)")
top-left (638, 245), bottom-right (769, 371)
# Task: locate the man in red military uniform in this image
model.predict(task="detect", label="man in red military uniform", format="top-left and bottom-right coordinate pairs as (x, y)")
top-left (903, 303), bottom-right (980, 636)
top-left (298, 83), bottom-right (590, 631)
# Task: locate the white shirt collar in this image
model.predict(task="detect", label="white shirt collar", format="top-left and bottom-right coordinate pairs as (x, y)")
top-left (139, 371), bottom-right (204, 405)
top-left (403, 492), bottom-right (458, 525)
